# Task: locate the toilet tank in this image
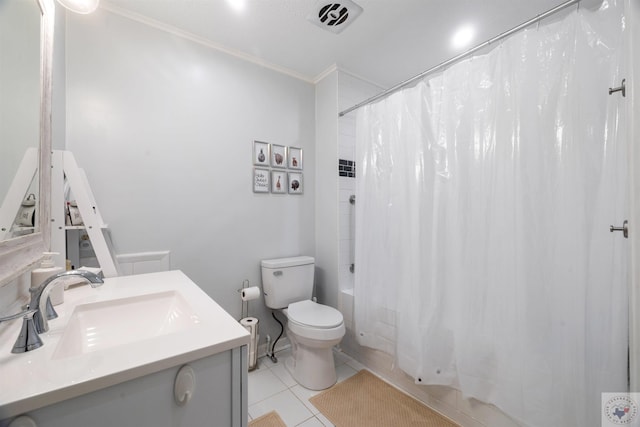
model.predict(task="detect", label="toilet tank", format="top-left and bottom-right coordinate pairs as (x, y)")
top-left (261, 256), bottom-right (315, 309)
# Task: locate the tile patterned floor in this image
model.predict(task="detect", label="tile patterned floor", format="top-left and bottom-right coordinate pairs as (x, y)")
top-left (248, 348), bottom-right (365, 427)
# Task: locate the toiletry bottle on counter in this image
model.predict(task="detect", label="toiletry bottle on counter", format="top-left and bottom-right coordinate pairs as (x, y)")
top-left (31, 252), bottom-right (64, 305)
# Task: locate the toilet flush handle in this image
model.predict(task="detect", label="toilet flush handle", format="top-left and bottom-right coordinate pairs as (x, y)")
top-left (273, 271), bottom-right (283, 277)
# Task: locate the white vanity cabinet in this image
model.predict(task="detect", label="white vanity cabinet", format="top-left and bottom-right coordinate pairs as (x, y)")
top-left (0, 271), bottom-right (250, 427)
top-left (15, 347), bottom-right (247, 427)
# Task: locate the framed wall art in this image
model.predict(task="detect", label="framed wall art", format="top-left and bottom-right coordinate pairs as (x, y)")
top-left (253, 141), bottom-right (270, 166)
top-left (271, 171), bottom-right (287, 193)
top-left (288, 147), bottom-right (303, 170)
top-left (288, 172), bottom-right (303, 194)
top-left (253, 168), bottom-right (270, 193)
top-left (271, 144), bottom-right (287, 168)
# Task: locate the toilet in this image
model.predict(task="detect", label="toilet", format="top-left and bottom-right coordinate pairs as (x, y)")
top-left (261, 256), bottom-right (345, 390)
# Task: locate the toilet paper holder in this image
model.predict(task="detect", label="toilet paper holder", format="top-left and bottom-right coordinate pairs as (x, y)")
top-left (238, 279), bottom-right (260, 371)
top-left (238, 279), bottom-right (250, 319)
top-left (238, 279), bottom-right (261, 318)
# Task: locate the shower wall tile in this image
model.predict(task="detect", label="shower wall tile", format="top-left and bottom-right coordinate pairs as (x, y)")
top-left (338, 146), bottom-right (355, 163)
top-left (337, 71), bottom-right (380, 295)
top-left (338, 159), bottom-right (356, 178)
top-left (340, 188), bottom-right (355, 203)
top-left (339, 176), bottom-right (355, 188)
top-left (339, 239), bottom-right (351, 263)
top-left (339, 212), bottom-right (351, 240)
top-left (339, 290), bottom-right (354, 329)
top-left (339, 201), bottom-right (350, 217)
top-left (339, 269), bottom-right (354, 293)
top-left (338, 122), bottom-right (356, 160)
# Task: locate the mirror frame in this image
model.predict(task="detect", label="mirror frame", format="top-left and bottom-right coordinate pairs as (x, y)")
top-left (0, 0), bottom-right (53, 286)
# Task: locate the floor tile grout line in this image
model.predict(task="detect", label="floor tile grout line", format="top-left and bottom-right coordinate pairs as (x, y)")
top-left (289, 385), bottom-right (319, 416)
top-left (249, 349), bottom-right (351, 427)
top-left (294, 414), bottom-right (320, 427)
top-left (248, 363), bottom-right (290, 406)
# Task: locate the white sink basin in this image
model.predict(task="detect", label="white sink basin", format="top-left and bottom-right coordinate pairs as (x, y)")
top-left (53, 290), bottom-right (200, 359)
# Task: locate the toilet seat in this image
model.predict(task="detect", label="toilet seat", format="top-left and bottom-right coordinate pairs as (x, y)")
top-left (287, 300), bottom-right (343, 328)
top-left (284, 300), bottom-right (345, 341)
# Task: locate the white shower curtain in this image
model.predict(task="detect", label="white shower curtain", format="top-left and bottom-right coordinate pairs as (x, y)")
top-left (354, 2), bottom-right (627, 426)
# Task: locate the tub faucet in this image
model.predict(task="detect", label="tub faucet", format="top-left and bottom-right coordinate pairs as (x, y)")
top-left (30, 270), bottom-right (104, 334)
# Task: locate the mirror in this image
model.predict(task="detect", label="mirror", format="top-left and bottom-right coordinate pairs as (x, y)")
top-left (0, 0), bottom-right (53, 286)
top-left (0, 0), bottom-right (41, 240)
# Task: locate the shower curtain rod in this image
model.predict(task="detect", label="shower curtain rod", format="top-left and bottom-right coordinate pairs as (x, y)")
top-left (338, 0), bottom-right (581, 117)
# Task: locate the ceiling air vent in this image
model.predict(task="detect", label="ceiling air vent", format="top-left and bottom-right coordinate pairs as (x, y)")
top-left (307, 0), bottom-right (363, 34)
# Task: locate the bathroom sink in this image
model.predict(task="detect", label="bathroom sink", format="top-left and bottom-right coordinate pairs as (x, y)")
top-left (0, 270), bottom-right (250, 420)
top-left (53, 290), bottom-right (199, 359)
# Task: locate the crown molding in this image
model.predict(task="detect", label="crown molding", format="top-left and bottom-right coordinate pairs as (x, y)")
top-left (100, 2), bottom-right (316, 84)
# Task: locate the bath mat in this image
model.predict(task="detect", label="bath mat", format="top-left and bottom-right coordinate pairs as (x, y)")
top-left (248, 410), bottom-right (287, 427)
top-left (310, 370), bottom-right (459, 427)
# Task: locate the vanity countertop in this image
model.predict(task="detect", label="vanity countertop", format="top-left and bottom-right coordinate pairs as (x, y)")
top-left (0, 270), bottom-right (250, 420)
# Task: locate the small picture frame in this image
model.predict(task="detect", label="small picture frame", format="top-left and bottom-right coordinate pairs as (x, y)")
top-left (253, 141), bottom-right (270, 166)
top-left (288, 147), bottom-right (303, 170)
top-left (253, 168), bottom-right (270, 193)
top-left (288, 172), bottom-right (303, 194)
top-left (271, 171), bottom-right (287, 194)
top-left (271, 144), bottom-right (287, 168)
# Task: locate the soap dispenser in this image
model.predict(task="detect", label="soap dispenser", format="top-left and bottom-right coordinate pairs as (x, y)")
top-left (31, 252), bottom-right (64, 306)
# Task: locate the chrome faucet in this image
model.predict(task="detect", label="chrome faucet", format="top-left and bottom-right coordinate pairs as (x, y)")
top-left (30, 270), bottom-right (104, 334)
top-left (0, 308), bottom-right (42, 353)
top-left (0, 270), bottom-right (104, 353)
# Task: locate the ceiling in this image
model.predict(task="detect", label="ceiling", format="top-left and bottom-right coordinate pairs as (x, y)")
top-left (100, 0), bottom-right (596, 88)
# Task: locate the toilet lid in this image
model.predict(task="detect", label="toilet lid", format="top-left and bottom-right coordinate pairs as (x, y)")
top-left (287, 300), bottom-right (343, 329)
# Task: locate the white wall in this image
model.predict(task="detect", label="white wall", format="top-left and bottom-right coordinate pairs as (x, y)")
top-left (64, 9), bottom-right (315, 344)
top-left (314, 71), bottom-right (339, 309)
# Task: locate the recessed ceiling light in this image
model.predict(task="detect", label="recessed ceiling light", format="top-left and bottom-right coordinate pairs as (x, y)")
top-left (226, 0), bottom-right (247, 13)
top-left (451, 25), bottom-right (475, 49)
